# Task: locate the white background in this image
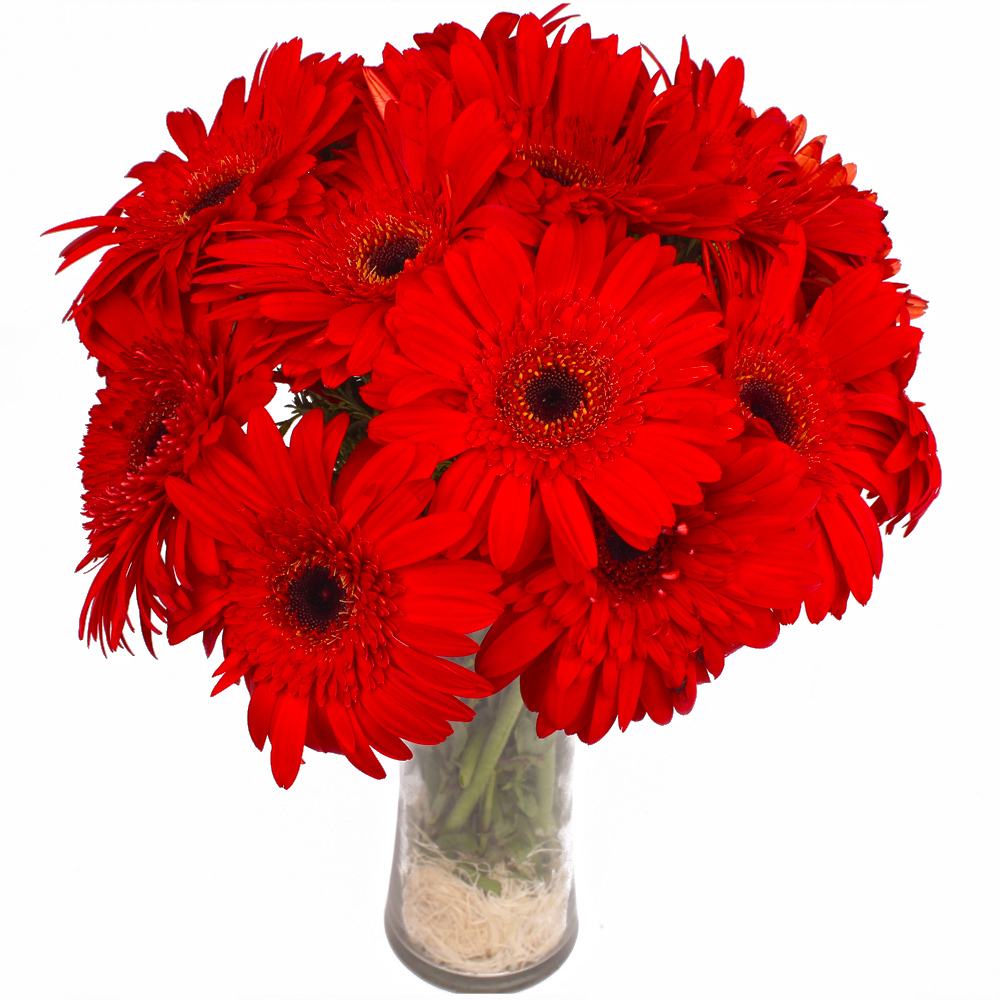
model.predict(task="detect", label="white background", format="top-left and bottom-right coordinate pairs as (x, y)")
top-left (2, 2), bottom-right (997, 998)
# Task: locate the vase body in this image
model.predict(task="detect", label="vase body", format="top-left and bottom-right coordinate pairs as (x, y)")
top-left (384, 679), bottom-right (577, 993)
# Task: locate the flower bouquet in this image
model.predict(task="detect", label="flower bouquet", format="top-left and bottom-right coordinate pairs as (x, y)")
top-left (50, 5), bottom-right (940, 992)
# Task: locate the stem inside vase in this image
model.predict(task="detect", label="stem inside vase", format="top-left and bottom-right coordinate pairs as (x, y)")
top-left (392, 679), bottom-right (575, 979)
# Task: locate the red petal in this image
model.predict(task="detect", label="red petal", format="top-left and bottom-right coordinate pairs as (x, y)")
top-left (540, 473), bottom-right (597, 577)
top-left (361, 479), bottom-right (436, 544)
top-left (195, 446), bottom-right (272, 513)
top-left (394, 620), bottom-right (480, 657)
top-left (470, 229), bottom-right (535, 322)
top-left (390, 639), bottom-right (494, 697)
top-left (617, 659), bottom-right (645, 732)
top-left (395, 590), bottom-right (503, 633)
top-left (460, 205), bottom-right (545, 245)
top-left (164, 477), bottom-right (243, 546)
top-left (247, 680), bottom-right (279, 752)
top-left (323, 697), bottom-right (355, 753)
top-left (321, 412), bottom-right (350, 486)
top-left (815, 497), bottom-right (875, 605)
top-left (258, 291), bottom-right (338, 321)
top-left (374, 512), bottom-right (474, 570)
top-left (477, 605), bottom-right (564, 679)
top-left (580, 462), bottom-right (661, 541)
top-left (394, 558), bottom-right (502, 593)
top-left (335, 441), bottom-right (416, 510)
top-left (597, 234), bottom-right (661, 311)
top-left (535, 216), bottom-right (583, 299)
top-left (367, 404), bottom-right (473, 450)
top-left (342, 707), bottom-right (388, 779)
top-left (488, 474), bottom-right (532, 570)
top-left (289, 409), bottom-right (330, 505)
top-left (352, 702), bottom-right (412, 761)
top-left (247, 408), bottom-right (301, 507)
top-left (269, 693), bottom-right (309, 789)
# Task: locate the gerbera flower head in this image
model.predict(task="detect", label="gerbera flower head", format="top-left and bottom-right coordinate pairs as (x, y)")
top-left (165, 408), bottom-right (502, 787)
top-left (648, 40), bottom-right (889, 278)
top-left (301, 188), bottom-right (448, 297)
top-left (352, 74), bottom-right (517, 235)
top-left (720, 227), bottom-right (937, 622)
top-left (365, 215), bottom-right (741, 579)
top-left (373, 10), bottom-right (752, 234)
top-left (78, 302), bottom-right (276, 653)
top-left (48, 40), bottom-right (364, 326)
top-left (192, 75), bottom-right (520, 389)
top-left (726, 311), bottom-right (848, 479)
top-left (476, 433), bottom-right (821, 744)
top-left (194, 186), bottom-right (450, 389)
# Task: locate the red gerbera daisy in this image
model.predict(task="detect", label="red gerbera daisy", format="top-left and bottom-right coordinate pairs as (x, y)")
top-left (647, 40), bottom-right (892, 299)
top-left (719, 228), bottom-right (937, 621)
top-left (191, 85), bottom-right (517, 389)
top-left (48, 40), bottom-right (363, 328)
top-left (374, 11), bottom-right (753, 234)
top-left (476, 433), bottom-right (820, 743)
top-left (164, 408), bottom-right (502, 787)
top-left (682, 43), bottom-right (886, 251)
top-left (365, 216), bottom-right (741, 578)
top-left (192, 189), bottom-right (448, 389)
top-left (78, 298), bottom-right (276, 652)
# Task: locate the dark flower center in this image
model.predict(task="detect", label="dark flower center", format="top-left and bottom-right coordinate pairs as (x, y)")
top-left (189, 177), bottom-right (242, 216)
top-left (285, 565), bottom-right (347, 634)
top-left (738, 377), bottom-right (796, 446)
top-left (127, 398), bottom-right (178, 472)
top-left (524, 369), bottom-right (584, 423)
top-left (594, 511), bottom-right (676, 599)
top-left (602, 528), bottom-right (645, 565)
top-left (366, 234), bottom-right (421, 279)
top-left (144, 422), bottom-right (169, 458)
top-left (494, 337), bottom-right (613, 450)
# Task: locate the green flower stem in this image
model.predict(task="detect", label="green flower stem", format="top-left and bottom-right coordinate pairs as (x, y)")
top-left (442, 682), bottom-right (523, 833)
top-left (536, 738), bottom-right (556, 836)
top-left (458, 723), bottom-right (488, 788)
top-left (481, 769), bottom-right (497, 832)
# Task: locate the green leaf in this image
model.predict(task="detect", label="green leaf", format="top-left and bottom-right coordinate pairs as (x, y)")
top-left (435, 832), bottom-right (480, 853)
top-left (518, 791), bottom-right (539, 819)
top-left (432, 458), bottom-right (456, 482)
top-left (658, 233), bottom-right (704, 266)
top-left (509, 829), bottom-right (534, 864)
top-left (476, 875), bottom-right (502, 897)
top-left (494, 814), bottom-right (516, 841)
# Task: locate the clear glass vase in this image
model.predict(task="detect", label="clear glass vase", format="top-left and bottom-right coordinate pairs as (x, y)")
top-left (384, 679), bottom-right (577, 993)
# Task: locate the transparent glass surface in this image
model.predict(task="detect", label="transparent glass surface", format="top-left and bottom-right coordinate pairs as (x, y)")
top-left (384, 678), bottom-right (577, 994)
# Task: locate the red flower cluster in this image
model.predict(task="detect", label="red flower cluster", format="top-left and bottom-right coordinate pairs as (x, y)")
top-left (55, 9), bottom-right (939, 785)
